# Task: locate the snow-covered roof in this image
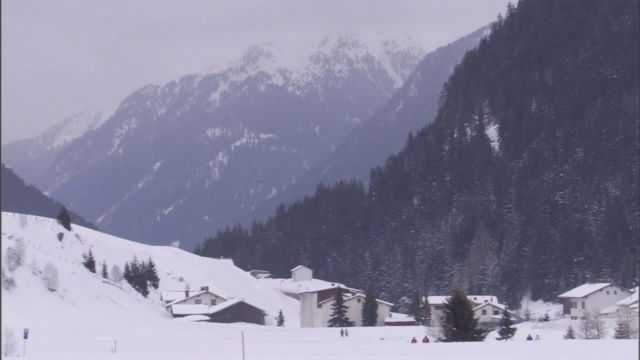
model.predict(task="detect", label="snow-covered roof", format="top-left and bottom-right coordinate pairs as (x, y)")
top-left (473, 302), bottom-right (507, 312)
top-left (600, 305), bottom-right (619, 315)
top-left (164, 290), bottom-right (228, 307)
top-left (262, 277), bottom-right (355, 295)
top-left (343, 293), bottom-right (394, 307)
top-left (170, 299), bottom-right (265, 316)
top-left (427, 295), bottom-right (499, 305)
top-left (291, 265), bottom-right (311, 272)
top-left (558, 283), bottom-right (616, 298)
top-left (616, 287), bottom-right (639, 306)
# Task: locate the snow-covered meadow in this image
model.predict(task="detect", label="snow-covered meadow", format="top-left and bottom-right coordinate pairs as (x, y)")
top-left (2, 212), bottom-right (638, 359)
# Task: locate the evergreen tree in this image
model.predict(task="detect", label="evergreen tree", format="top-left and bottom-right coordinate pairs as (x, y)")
top-left (423, 292), bottom-right (432, 326)
top-left (410, 291), bottom-right (428, 325)
top-left (361, 287), bottom-right (379, 326)
top-left (144, 257), bottom-right (160, 289)
top-left (123, 262), bottom-right (132, 284)
top-left (495, 308), bottom-right (517, 340)
top-left (563, 325), bottom-right (576, 340)
top-left (82, 250), bottom-right (96, 273)
top-left (101, 261), bottom-right (109, 279)
top-left (328, 287), bottom-right (351, 327)
top-left (276, 310), bottom-right (285, 327)
top-left (614, 319), bottom-right (630, 339)
top-left (57, 206), bottom-right (72, 231)
top-left (440, 288), bottom-right (488, 342)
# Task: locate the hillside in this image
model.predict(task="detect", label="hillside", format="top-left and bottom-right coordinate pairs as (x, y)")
top-left (0, 211), bottom-right (300, 335)
top-left (196, 0), bottom-right (639, 307)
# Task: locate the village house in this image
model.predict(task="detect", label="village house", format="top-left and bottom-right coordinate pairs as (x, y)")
top-left (473, 301), bottom-right (524, 329)
top-left (426, 295), bottom-right (501, 327)
top-left (267, 265), bottom-right (393, 327)
top-left (161, 286), bottom-right (267, 325)
top-left (558, 282), bottom-right (633, 320)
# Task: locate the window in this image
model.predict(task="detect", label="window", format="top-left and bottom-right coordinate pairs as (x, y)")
top-left (571, 316), bottom-right (577, 320)
top-left (357, 298), bottom-right (361, 303)
top-left (571, 302), bottom-right (577, 309)
top-left (494, 310), bottom-right (500, 315)
top-left (195, 299), bottom-right (202, 304)
top-left (210, 299), bottom-right (216, 306)
top-left (607, 291), bottom-right (610, 295)
top-left (614, 291), bottom-right (618, 295)
top-left (482, 310), bottom-right (487, 315)
top-left (581, 302), bottom-right (585, 309)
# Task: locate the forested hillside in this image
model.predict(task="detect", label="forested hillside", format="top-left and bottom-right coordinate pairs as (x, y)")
top-left (196, 0), bottom-right (639, 307)
top-left (1, 164), bottom-right (97, 230)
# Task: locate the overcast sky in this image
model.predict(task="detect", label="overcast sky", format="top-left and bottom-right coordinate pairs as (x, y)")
top-left (1, 0), bottom-right (512, 145)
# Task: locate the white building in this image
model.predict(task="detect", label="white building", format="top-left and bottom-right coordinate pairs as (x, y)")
top-left (558, 283), bottom-right (633, 320)
top-left (427, 295), bottom-right (500, 327)
top-left (265, 265), bottom-right (393, 327)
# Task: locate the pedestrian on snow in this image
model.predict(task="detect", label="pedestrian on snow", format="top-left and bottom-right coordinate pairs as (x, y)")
top-left (345, 328), bottom-right (349, 337)
top-left (535, 335), bottom-right (540, 340)
top-left (422, 336), bottom-right (430, 343)
top-left (526, 334), bottom-right (533, 341)
top-left (340, 329), bottom-right (344, 337)
top-left (411, 337), bottom-right (418, 343)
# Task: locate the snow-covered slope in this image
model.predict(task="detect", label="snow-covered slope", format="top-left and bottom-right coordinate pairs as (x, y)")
top-left (1, 211), bottom-right (300, 335)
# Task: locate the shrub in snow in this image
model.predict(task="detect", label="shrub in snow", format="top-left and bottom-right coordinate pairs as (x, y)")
top-left (2, 327), bottom-right (18, 357)
top-left (57, 206), bottom-right (72, 231)
top-left (19, 214), bottom-right (28, 228)
top-left (42, 261), bottom-right (59, 292)
top-left (5, 238), bottom-right (26, 271)
top-left (111, 265), bottom-right (123, 284)
top-left (1, 268), bottom-right (17, 290)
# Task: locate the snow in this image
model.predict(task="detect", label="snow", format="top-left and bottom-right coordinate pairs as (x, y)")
top-left (2, 212), bottom-right (638, 359)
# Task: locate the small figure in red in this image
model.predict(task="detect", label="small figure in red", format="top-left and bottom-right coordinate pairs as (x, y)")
top-left (411, 337), bottom-right (418, 343)
top-left (422, 335), bottom-right (430, 343)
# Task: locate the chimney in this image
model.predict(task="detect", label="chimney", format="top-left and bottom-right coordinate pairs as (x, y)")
top-left (185, 289), bottom-right (190, 298)
top-left (201, 286), bottom-right (209, 291)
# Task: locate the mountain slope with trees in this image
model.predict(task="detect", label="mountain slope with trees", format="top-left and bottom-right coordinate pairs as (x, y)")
top-left (1, 164), bottom-right (97, 230)
top-left (196, 0), bottom-right (639, 307)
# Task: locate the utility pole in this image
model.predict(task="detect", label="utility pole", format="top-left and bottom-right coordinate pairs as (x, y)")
top-left (241, 331), bottom-right (245, 360)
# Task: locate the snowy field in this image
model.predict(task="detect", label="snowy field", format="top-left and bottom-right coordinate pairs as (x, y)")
top-left (2, 212), bottom-right (638, 359)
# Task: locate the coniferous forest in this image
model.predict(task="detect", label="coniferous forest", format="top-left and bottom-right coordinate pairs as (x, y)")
top-left (196, 0), bottom-right (639, 308)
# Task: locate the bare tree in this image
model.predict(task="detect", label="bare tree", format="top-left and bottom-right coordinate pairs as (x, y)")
top-left (2, 327), bottom-right (17, 357)
top-left (19, 214), bottom-right (28, 229)
top-left (111, 265), bottom-right (123, 284)
top-left (579, 310), bottom-right (608, 339)
top-left (42, 261), bottom-right (59, 292)
top-left (5, 238), bottom-right (26, 271)
top-left (1, 268), bottom-right (17, 290)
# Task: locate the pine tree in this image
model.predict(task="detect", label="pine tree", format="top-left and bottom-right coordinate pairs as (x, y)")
top-left (328, 287), bottom-right (351, 327)
top-left (101, 261), bottom-right (109, 279)
top-left (82, 250), bottom-right (96, 273)
top-left (123, 262), bottom-right (132, 284)
top-left (495, 308), bottom-right (517, 340)
top-left (276, 310), bottom-right (285, 327)
top-left (423, 292), bottom-right (432, 327)
top-left (563, 325), bottom-right (576, 339)
top-left (145, 257), bottom-right (160, 289)
top-left (410, 291), bottom-right (426, 325)
top-left (57, 206), bottom-right (72, 231)
top-left (614, 318), bottom-right (630, 339)
top-left (440, 288), bottom-right (489, 342)
top-left (361, 287), bottom-right (379, 326)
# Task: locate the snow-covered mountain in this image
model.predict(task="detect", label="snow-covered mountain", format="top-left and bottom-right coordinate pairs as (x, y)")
top-left (2, 109), bottom-right (107, 186)
top-left (31, 34), bottom-right (427, 250)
